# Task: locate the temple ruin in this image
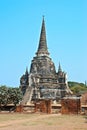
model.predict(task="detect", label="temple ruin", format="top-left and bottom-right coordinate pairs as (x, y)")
top-left (20, 17), bottom-right (72, 105)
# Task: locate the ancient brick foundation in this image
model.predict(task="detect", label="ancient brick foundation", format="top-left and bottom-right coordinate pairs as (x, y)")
top-left (61, 97), bottom-right (81, 114)
top-left (15, 105), bottom-right (23, 112)
top-left (34, 99), bottom-right (52, 114)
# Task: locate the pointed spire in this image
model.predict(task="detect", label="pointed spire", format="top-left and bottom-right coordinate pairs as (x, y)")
top-left (25, 67), bottom-right (28, 75)
top-left (58, 62), bottom-right (62, 73)
top-left (36, 16), bottom-right (49, 56)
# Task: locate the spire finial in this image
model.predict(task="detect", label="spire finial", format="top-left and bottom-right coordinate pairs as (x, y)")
top-left (43, 15), bottom-right (44, 18)
top-left (25, 67), bottom-right (28, 75)
top-left (36, 17), bottom-right (49, 56)
top-left (58, 62), bottom-right (62, 72)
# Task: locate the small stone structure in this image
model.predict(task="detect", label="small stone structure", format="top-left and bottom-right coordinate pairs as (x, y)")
top-left (15, 105), bottom-right (23, 112)
top-left (61, 96), bottom-right (81, 114)
top-left (81, 92), bottom-right (87, 105)
top-left (34, 99), bottom-right (51, 114)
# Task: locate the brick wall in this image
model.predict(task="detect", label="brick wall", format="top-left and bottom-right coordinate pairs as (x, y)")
top-left (61, 98), bottom-right (81, 114)
top-left (34, 99), bottom-right (51, 114)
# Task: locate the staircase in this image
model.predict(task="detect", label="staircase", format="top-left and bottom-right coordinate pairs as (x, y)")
top-left (21, 87), bottom-right (33, 105)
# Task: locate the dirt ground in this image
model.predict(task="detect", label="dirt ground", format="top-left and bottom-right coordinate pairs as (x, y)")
top-left (0, 113), bottom-right (87, 130)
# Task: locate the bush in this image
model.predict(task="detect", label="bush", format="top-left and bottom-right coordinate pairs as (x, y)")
top-left (0, 86), bottom-right (23, 107)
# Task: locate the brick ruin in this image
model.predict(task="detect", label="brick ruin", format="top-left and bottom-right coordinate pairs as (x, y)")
top-left (15, 97), bottom-right (81, 114)
top-left (34, 99), bottom-right (51, 114)
top-left (0, 97), bottom-right (83, 114)
top-left (61, 96), bottom-right (81, 114)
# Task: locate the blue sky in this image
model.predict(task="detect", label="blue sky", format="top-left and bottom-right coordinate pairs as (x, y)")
top-left (0, 0), bottom-right (87, 87)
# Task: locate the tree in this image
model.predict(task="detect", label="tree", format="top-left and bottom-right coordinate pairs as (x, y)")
top-left (68, 81), bottom-right (87, 94)
top-left (0, 86), bottom-right (23, 108)
top-left (7, 87), bottom-right (23, 106)
top-left (0, 86), bottom-right (8, 107)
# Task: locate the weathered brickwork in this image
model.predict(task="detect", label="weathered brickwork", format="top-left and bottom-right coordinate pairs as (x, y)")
top-left (61, 97), bottom-right (81, 114)
top-left (34, 99), bottom-right (51, 114)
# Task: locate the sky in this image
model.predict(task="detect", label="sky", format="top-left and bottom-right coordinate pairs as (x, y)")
top-left (0, 0), bottom-right (87, 87)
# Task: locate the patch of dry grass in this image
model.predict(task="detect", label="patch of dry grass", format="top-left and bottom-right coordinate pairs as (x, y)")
top-left (0, 113), bottom-right (87, 130)
top-left (0, 113), bottom-right (37, 122)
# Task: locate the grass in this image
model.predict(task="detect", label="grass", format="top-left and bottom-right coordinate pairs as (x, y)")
top-left (0, 113), bottom-right (37, 122)
top-left (0, 113), bottom-right (87, 130)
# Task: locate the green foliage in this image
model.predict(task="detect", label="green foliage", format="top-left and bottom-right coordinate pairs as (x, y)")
top-left (0, 86), bottom-right (8, 106)
top-left (0, 86), bottom-right (23, 106)
top-left (7, 87), bottom-right (23, 105)
top-left (68, 81), bottom-right (87, 94)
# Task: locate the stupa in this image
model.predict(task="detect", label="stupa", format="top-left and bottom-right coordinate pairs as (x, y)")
top-left (20, 17), bottom-right (72, 105)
